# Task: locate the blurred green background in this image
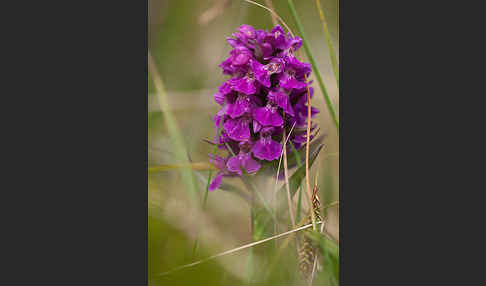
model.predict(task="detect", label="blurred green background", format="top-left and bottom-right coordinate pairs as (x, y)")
top-left (148, 1), bottom-right (339, 285)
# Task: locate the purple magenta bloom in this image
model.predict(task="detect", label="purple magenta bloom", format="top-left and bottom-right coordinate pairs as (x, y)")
top-left (251, 60), bottom-right (270, 88)
top-left (253, 58), bottom-right (284, 88)
top-left (224, 67), bottom-right (259, 95)
top-left (253, 119), bottom-right (262, 133)
top-left (287, 34), bottom-right (303, 52)
top-left (278, 72), bottom-right (307, 90)
top-left (213, 107), bottom-right (226, 128)
top-left (253, 104), bottom-right (283, 127)
top-left (268, 89), bottom-right (294, 116)
top-left (285, 54), bottom-right (311, 75)
top-left (231, 46), bottom-right (253, 66)
top-left (219, 44), bottom-right (254, 75)
top-left (219, 80), bottom-right (234, 95)
top-left (209, 155), bottom-right (239, 191)
top-left (252, 127), bottom-right (282, 161)
top-left (209, 173), bottom-right (224, 191)
top-left (239, 25), bottom-right (257, 40)
top-left (265, 25), bottom-right (288, 50)
top-left (231, 76), bottom-right (257, 95)
top-left (223, 115), bottom-right (251, 141)
top-left (277, 55), bottom-right (312, 90)
top-left (214, 92), bottom-right (225, 106)
top-left (226, 94), bottom-right (252, 119)
top-left (261, 42), bottom-right (274, 59)
top-left (227, 142), bottom-right (261, 175)
top-left (227, 152), bottom-right (261, 175)
top-left (209, 24), bottom-right (320, 190)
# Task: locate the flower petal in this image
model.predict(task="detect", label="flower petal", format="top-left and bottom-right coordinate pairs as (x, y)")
top-left (231, 77), bottom-right (257, 95)
top-left (223, 117), bottom-right (250, 141)
top-left (253, 106), bottom-right (283, 127)
top-left (209, 172), bottom-right (223, 191)
top-left (226, 94), bottom-right (251, 119)
top-left (252, 60), bottom-right (271, 88)
top-left (252, 137), bottom-right (282, 161)
top-left (268, 90), bottom-right (295, 116)
top-left (242, 153), bottom-right (261, 173)
top-left (227, 155), bottom-right (243, 175)
top-left (214, 92), bottom-right (225, 105)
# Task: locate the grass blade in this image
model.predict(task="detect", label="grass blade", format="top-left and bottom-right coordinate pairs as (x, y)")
top-left (287, 0), bottom-right (339, 132)
top-left (307, 231), bottom-right (339, 284)
top-left (314, 0), bottom-right (339, 87)
top-left (158, 222), bottom-right (322, 276)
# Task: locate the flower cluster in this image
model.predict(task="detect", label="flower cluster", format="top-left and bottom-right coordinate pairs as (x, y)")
top-left (209, 24), bottom-right (319, 191)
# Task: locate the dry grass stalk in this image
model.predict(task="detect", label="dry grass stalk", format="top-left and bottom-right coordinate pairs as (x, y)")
top-left (264, 0), bottom-right (279, 26)
top-left (298, 185), bottom-right (322, 279)
top-left (158, 221), bottom-right (322, 277)
top-left (199, 0), bottom-right (230, 25)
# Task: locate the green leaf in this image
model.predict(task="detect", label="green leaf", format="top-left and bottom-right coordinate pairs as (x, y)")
top-left (307, 231), bottom-right (339, 284)
top-left (287, 0), bottom-right (339, 132)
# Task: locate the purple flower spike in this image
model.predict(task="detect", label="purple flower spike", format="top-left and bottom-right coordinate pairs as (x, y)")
top-left (253, 104), bottom-right (283, 127)
top-left (253, 127), bottom-right (282, 161)
top-left (209, 24), bottom-right (320, 190)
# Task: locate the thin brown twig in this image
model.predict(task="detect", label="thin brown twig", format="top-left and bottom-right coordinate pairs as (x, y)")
top-left (302, 71), bottom-right (317, 231)
top-left (264, 0), bottom-right (279, 26)
top-left (199, 0), bottom-right (230, 25)
top-left (243, 0), bottom-right (295, 37)
top-left (283, 127), bottom-right (296, 228)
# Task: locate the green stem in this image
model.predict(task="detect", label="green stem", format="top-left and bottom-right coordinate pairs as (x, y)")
top-left (287, 0), bottom-right (339, 133)
top-left (315, 0), bottom-right (339, 87)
